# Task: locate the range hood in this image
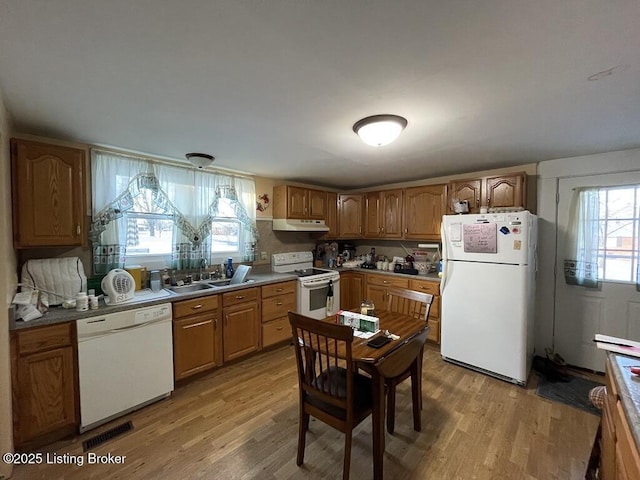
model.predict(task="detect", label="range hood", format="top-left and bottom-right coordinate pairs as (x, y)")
top-left (272, 219), bottom-right (330, 232)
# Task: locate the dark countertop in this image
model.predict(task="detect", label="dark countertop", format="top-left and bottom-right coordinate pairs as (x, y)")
top-left (338, 266), bottom-right (442, 283)
top-left (10, 272), bottom-right (298, 331)
top-left (609, 353), bottom-right (640, 449)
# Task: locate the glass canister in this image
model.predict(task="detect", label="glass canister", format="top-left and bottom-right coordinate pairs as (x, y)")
top-left (360, 299), bottom-right (375, 317)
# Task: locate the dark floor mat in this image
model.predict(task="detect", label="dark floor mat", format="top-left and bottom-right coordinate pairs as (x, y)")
top-left (536, 374), bottom-right (603, 416)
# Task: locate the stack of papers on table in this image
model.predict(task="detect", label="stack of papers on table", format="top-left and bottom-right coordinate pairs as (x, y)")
top-left (594, 334), bottom-right (640, 358)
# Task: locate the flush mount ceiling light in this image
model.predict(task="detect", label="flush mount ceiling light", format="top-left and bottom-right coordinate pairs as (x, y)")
top-left (352, 114), bottom-right (408, 147)
top-left (185, 152), bottom-right (215, 169)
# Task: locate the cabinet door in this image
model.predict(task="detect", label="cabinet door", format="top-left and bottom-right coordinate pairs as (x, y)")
top-left (308, 189), bottom-right (326, 219)
top-left (11, 139), bottom-right (86, 247)
top-left (338, 194), bottom-right (363, 238)
top-left (16, 346), bottom-right (76, 444)
top-left (366, 284), bottom-right (388, 312)
top-left (448, 179), bottom-right (482, 213)
top-left (364, 192), bottom-right (382, 238)
top-left (324, 192), bottom-right (339, 239)
top-left (287, 186), bottom-right (308, 218)
top-left (223, 302), bottom-right (260, 362)
top-left (340, 272), bottom-right (364, 311)
top-left (404, 185), bottom-right (447, 240)
top-left (173, 313), bottom-right (217, 380)
top-left (382, 189), bottom-right (403, 238)
top-left (485, 174), bottom-right (526, 209)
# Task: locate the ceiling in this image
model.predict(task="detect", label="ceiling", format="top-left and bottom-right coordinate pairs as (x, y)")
top-left (0, 1), bottom-right (639, 189)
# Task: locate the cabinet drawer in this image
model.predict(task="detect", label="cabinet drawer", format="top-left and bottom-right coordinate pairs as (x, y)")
top-left (366, 274), bottom-right (409, 289)
top-left (262, 317), bottom-right (292, 347)
top-left (409, 279), bottom-right (440, 296)
top-left (222, 287), bottom-right (259, 307)
top-left (173, 295), bottom-right (219, 319)
top-left (262, 294), bottom-right (296, 322)
top-left (16, 323), bottom-right (73, 355)
top-left (262, 281), bottom-right (297, 299)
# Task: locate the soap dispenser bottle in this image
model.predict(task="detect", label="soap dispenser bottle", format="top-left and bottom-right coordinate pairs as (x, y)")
top-left (226, 257), bottom-right (234, 279)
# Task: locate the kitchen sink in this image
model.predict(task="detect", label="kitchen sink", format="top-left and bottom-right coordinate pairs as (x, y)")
top-left (207, 279), bottom-right (231, 287)
top-left (168, 283), bottom-right (216, 293)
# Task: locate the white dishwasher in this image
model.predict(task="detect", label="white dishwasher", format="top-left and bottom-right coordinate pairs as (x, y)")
top-left (77, 303), bottom-right (174, 432)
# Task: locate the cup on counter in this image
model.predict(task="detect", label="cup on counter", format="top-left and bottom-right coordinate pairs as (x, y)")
top-left (376, 260), bottom-right (383, 270)
top-left (149, 270), bottom-right (162, 292)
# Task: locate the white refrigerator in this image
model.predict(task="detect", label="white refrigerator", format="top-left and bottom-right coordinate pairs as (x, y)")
top-left (440, 211), bottom-right (537, 385)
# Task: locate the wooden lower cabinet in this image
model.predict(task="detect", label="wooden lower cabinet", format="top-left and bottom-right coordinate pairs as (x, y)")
top-left (261, 281), bottom-right (297, 348)
top-left (409, 278), bottom-right (441, 344)
top-left (364, 273), bottom-right (442, 345)
top-left (173, 295), bottom-right (221, 381)
top-left (223, 288), bottom-right (260, 362)
top-left (11, 323), bottom-right (78, 449)
top-left (600, 357), bottom-right (640, 479)
top-left (365, 273), bottom-right (409, 312)
top-left (340, 271), bottom-right (364, 311)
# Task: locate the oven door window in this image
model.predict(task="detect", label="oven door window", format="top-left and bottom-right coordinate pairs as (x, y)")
top-left (309, 284), bottom-right (329, 312)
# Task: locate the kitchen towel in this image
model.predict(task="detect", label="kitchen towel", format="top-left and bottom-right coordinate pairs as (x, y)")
top-left (21, 257), bottom-right (87, 306)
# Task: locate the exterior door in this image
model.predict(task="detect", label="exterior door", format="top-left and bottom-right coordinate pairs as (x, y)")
top-left (554, 172), bottom-right (640, 371)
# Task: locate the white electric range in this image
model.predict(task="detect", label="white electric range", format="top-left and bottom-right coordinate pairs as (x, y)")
top-left (272, 251), bottom-right (340, 320)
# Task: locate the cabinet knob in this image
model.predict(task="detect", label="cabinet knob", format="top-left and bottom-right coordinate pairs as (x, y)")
top-left (276, 302), bottom-right (283, 306)
top-left (235, 295), bottom-right (245, 300)
top-left (76, 225), bottom-right (81, 235)
top-left (191, 304), bottom-right (203, 310)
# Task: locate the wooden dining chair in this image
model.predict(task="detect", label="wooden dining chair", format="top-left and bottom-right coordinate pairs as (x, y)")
top-left (288, 311), bottom-right (373, 480)
top-left (384, 287), bottom-right (434, 433)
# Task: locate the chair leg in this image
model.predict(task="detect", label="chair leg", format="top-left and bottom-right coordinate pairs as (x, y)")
top-left (386, 380), bottom-right (397, 434)
top-left (297, 410), bottom-right (309, 466)
top-left (417, 347), bottom-right (424, 410)
top-left (411, 360), bottom-right (421, 431)
top-left (343, 430), bottom-right (352, 480)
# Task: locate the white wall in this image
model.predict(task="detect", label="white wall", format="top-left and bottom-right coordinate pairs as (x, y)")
top-left (0, 85), bottom-right (16, 478)
top-left (535, 148), bottom-right (640, 357)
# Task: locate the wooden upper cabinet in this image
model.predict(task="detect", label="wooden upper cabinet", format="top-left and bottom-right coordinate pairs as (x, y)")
top-left (273, 185), bottom-right (326, 220)
top-left (364, 191), bottom-right (382, 237)
top-left (11, 139), bottom-right (86, 248)
top-left (286, 186), bottom-right (307, 218)
top-left (324, 191), bottom-right (339, 239)
top-left (448, 178), bottom-right (483, 213)
top-left (307, 188), bottom-right (326, 219)
top-left (447, 173), bottom-right (527, 214)
top-left (338, 194), bottom-right (363, 238)
top-left (382, 189), bottom-right (403, 238)
top-left (404, 184), bottom-right (447, 240)
top-left (364, 189), bottom-right (403, 239)
top-left (485, 174), bottom-right (526, 210)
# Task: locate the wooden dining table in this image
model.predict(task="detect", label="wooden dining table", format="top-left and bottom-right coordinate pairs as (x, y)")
top-left (324, 309), bottom-right (429, 480)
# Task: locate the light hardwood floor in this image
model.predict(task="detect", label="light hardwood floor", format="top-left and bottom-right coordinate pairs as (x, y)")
top-left (10, 344), bottom-right (600, 479)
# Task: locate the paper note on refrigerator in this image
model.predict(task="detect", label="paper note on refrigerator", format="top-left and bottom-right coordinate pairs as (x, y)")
top-left (463, 223), bottom-right (497, 253)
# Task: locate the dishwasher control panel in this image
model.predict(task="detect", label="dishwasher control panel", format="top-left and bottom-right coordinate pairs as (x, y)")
top-left (135, 304), bottom-right (171, 324)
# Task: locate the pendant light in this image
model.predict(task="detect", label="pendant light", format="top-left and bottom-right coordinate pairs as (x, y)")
top-left (185, 152), bottom-right (214, 169)
top-left (352, 114), bottom-right (408, 147)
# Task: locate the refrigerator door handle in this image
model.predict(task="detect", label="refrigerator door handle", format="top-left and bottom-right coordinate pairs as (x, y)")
top-left (440, 221), bottom-right (447, 293)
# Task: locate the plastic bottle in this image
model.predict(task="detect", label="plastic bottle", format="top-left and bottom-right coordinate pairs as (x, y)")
top-left (89, 295), bottom-right (99, 310)
top-left (76, 292), bottom-right (89, 312)
top-left (226, 257), bottom-right (234, 279)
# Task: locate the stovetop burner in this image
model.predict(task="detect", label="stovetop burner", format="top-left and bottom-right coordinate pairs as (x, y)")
top-left (291, 268), bottom-right (330, 277)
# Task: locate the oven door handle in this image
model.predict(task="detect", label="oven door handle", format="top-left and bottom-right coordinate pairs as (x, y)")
top-left (300, 277), bottom-right (339, 288)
